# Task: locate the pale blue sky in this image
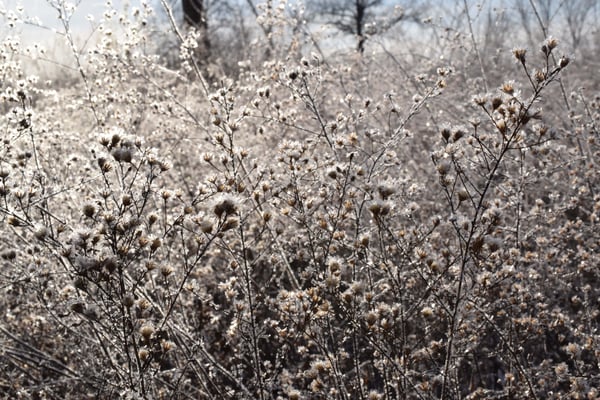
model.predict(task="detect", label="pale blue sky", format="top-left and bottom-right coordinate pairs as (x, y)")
top-left (6, 0), bottom-right (110, 28)
top-left (1, 0), bottom-right (147, 42)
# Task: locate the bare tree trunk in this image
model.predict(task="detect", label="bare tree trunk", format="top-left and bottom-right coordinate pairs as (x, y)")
top-left (355, 0), bottom-right (366, 53)
top-left (182, 0), bottom-right (211, 59)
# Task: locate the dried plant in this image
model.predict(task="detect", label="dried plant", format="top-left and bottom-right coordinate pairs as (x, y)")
top-left (0, 1), bottom-right (598, 399)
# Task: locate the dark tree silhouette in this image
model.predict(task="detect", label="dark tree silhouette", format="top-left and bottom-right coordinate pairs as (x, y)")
top-left (309, 0), bottom-right (422, 53)
top-left (182, 0), bottom-right (211, 57)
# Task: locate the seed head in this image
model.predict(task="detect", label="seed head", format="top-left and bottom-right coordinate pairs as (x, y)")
top-left (534, 69), bottom-right (546, 83)
top-left (288, 390), bottom-right (301, 400)
top-left (111, 133), bottom-right (121, 146)
top-left (213, 194), bottom-right (238, 218)
top-left (145, 261), bottom-right (157, 271)
top-left (161, 190), bottom-right (172, 200)
top-left (369, 201), bottom-right (391, 217)
top-left (457, 189), bottom-right (470, 202)
top-left (119, 195), bottom-right (131, 207)
top-left (491, 97), bottom-right (503, 110)
top-left (111, 147), bottom-right (132, 163)
top-left (150, 237), bottom-right (161, 252)
top-left (83, 204), bottom-right (96, 218)
top-left (160, 264), bottom-right (174, 277)
top-left (1, 249), bottom-right (16, 260)
top-left (123, 294), bottom-right (135, 308)
top-left (368, 390), bottom-right (383, 400)
top-left (501, 81), bottom-right (515, 95)
top-left (327, 257), bottom-right (343, 273)
top-left (138, 349), bottom-right (150, 361)
top-left (33, 225), bottom-right (48, 240)
top-left (70, 301), bottom-right (86, 314)
top-left (496, 119), bottom-right (507, 134)
top-left (554, 362), bottom-right (568, 376)
top-left (377, 184), bottom-right (395, 200)
top-left (512, 48), bottom-right (526, 64)
top-left (421, 306), bottom-right (434, 319)
top-left (452, 127), bottom-right (466, 142)
top-left (440, 127), bottom-right (451, 142)
top-left (97, 157), bottom-right (111, 172)
top-left (140, 324), bottom-right (154, 339)
top-left (565, 342), bottom-right (580, 358)
top-left (222, 217), bottom-right (239, 231)
top-left (542, 37), bottom-right (558, 55)
top-left (327, 167), bottom-right (338, 179)
top-left (472, 95), bottom-right (487, 106)
top-left (148, 213), bottom-right (158, 226)
top-left (161, 340), bottom-right (175, 352)
top-left (99, 136), bottom-right (110, 147)
top-left (200, 219), bottom-right (214, 233)
top-left (436, 160), bottom-right (451, 175)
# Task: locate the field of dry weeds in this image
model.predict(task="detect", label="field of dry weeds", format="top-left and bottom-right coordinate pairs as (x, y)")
top-left (0, 1), bottom-right (599, 398)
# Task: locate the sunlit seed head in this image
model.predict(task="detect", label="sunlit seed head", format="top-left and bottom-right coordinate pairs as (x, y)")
top-left (501, 81), bottom-right (515, 95)
top-left (436, 160), bottom-right (451, 175)
top-left (457, 189), bottom-right (470, 202)
top-left (145, 261), bottom-right (156, 271)
top-left (288, 390), bottom-right (301, 400)
top-left (541, 37), bottom-right (558, 56)
top-left (512, 48), bottom-right (526, 64)
top-left (140, 324), bottom-right (154, 339)
top-left (161, 340), bottom-right (174, 352)
top-left (368, 390), bottom-right (383, 400)
top-left (327, 257), bottom-right (342, 273)
top-left (150, 237), bottom-right (161, 252)
top-left (160, 265), bottom-right (173, 277)
top-left (365, 311), bottom-right (378, 326)
top-left (138, 349), bottom-right (150, 361)
top-left (472, 95), bottom-right (487, 106)
top-left (213, 194), bottom-right (238, 218)
top-left (496, 119), bottom-right (507, 133)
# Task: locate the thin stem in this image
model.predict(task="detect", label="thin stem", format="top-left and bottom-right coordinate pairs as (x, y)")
top-left (463, 0), bottom-right (489, 93)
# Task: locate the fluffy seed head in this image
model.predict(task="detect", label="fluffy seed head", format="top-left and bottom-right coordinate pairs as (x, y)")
top-left (213, 194), bottom-right (238, 218)
top-left (512, 48), bottom-right (526, 64)
top-left (33, 225), bottom-right (48, 240)
top-left (138, 349), bottom-right (150, 361)
top-left (83, 204), bottom-right (96, 218)
top-left (160, 265), bottom-right (174, 277)
top-left (140, 324), bottom-right (154, 339)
